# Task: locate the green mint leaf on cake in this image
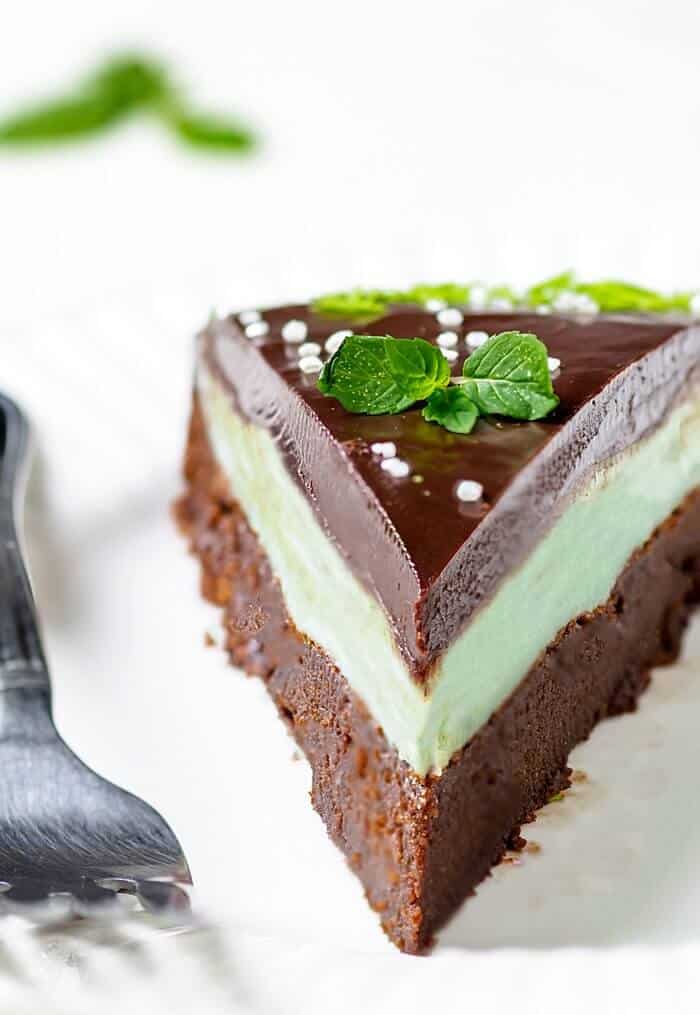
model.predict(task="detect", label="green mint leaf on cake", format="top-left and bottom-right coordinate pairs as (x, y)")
top-left (401, 283), bottom-right (472, 307)
top-left (318, 335), bottom-right (450, 414)
top-left (460, 331), bottom-right (559, 420)
top-left (526, 272), bottom-right (694, 314)
top-left (422, 387), bottom-right (479, 434)
top-left (525, 271), bottom-right (577, 308)
top-left (312, 290), bottom-right (399, 323)
top-left (572, 280), bottom-right (692, 314)
top-left (313, 283), bottom-right (472, 323)
top-left (312, 276), bottom-right (699, 323)
top-left (484, 284), bottom-right (519, 307)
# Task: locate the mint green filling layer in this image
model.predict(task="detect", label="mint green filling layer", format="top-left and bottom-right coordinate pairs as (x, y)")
top-left (200, 367), bottom-right (700, 775)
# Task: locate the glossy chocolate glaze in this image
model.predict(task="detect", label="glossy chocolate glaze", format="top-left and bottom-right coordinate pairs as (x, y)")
top-left (201, 303), bottom-right (700, 680)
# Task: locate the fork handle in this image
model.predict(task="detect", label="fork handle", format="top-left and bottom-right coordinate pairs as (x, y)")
top-left (0, 393), bottom-right (50, 692)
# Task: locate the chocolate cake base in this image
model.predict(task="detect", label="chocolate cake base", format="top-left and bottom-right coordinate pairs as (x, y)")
top-left (176, 399), bottom-right (700, 953)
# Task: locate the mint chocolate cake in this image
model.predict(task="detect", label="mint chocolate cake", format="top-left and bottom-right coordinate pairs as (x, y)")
top-left (176, 280), bottom-right (700, 952)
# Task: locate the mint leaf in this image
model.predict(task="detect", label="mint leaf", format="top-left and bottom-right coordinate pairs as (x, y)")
top-left (163, 107), bottom-right (256, 152)
top-left (318, 335), bottom-right (450, 414)
top-left (87, 55), bottom-right (168, 109)
top-left (525, 272), bottom-right (693, 314)
top-left (0, 55), bottom-right (167, 144)
top-left (485, 284), bottom-right (519, 306)
top-left (422, 387), bottom-right (479, 434)
top-left (0, 94), bottom-right (128, 142)
top-left (0, 53), bottom-right (257, 156)
top-left (573, 280), bottom-right (691, 314)
top-left (526, 271), bottom-right (576, 308)
top-left (312, 283), bottom-right (473, 321)
top-left (461, 331), bottom-right (559, 420)
top-left (312, 290), bottom-right (398, 323)
top-left (401, 282), bottom-right (471, 307)
top-left (312, 274), bottom-right (697, 325)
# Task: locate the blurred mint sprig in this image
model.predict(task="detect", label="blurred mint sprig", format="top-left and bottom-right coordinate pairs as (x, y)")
top-left (312, 275), bottom-right (699, 323)
top-left (524, 271), bottom-right (694, 315)
top-left (0, 53), bottom-right (257, 154)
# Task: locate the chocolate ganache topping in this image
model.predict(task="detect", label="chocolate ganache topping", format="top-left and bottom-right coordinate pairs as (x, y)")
top-left (201, 301), bottom-right (700, 682)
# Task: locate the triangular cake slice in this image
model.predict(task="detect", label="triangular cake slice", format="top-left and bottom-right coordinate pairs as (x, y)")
top-left (176, 296), bottom-right (700, 952)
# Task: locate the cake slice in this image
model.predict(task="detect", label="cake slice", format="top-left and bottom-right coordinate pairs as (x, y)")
top-left (176, 289), bottom-right (700, 952)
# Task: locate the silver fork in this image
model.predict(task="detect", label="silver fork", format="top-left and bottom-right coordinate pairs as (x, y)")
top-left (0, 391), bottom-right (191, 916)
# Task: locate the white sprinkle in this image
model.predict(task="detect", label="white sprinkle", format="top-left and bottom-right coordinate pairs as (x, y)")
top-left (490, 297), bottom-right (513, 311)
top-left (535, 304), bottom-right (552, 315)
top-left (465, 330), bottom-right (490, 349)
top-left (442, 348), bottom-right (459, 363)
top-left (436, 307), bottom-right (464, 328)
top-left (552, 292), bottom-right (577, 312)
top-left (548, 356), bottom-right (561, 373)
top-left (455, 479), bottom-right (484, 503)
top-left (245, 320), bottom-right (269, 339)
top-left (424, 298), bottom-right (447, 312)
top-left (552, 291), bottom-right (599, 316)
top-left (437, 330), bottom-right (459, 349)
top-left (381, 457), bottom-right (411, 478)
top-left (298, 341), bottom-right (322, 358)
top-left (282, 319), bottom-right (308, 343)
top-left (325, 329), bottom-right (352, 354)
top-left (578, 294), bottom-right (599, 315)
top-left (690, 292), bottom-right (700, 317)
top-left (238, 309), bottom-right (261, 326)
top-left (370, 441), bottom-right (397, 458)
top-left (299, 355), bottom-right (323, 374)
top-left (468, 285), bottom-right (488, 311)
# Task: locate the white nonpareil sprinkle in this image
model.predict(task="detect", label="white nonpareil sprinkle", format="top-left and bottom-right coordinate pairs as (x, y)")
top-left (551, 292), bottom-right (577, 312)
top-left (490, 297), bottom-right (513, 311)
top-left (691, 292), bottom-right (700, 317)
top-left (437, 330), bottom-right (459, 348)
top-left (548, 356), bottom-right (561, 373)
top-left (442, 348), bottom-right (458, 363)
top-left (465, 330), bottom-right (490, 349)
top-left (282, 319), bottom-right (308, 343)
top-left (325, 329), bottom-right (352, 355)
top-left (577, 294), bottom-right (599, 315)
top-left (552, 291), bottom-right (599, 316)
top-left (245, 320), bottom-right (269, 339)
top-left (298, 341), bottom-right (322, 358)
top-left (238, 309), bottom-right (261, 326)
top-left (381, 457), bottom-right (411, 478)
top-left (535, 304), bottom-right (552, 315)
top-left (455, 479), bottom-right (484, 502)
top-left (370, 441), bottom-right (397, 458)
top-left (299, 355), bottom-right (323, 374)
top-left (436, 307), bottom-right (464, 328)
top-left (424, 298), bottom-right (447, 312)
top-left (468, 285), bottom-right (488, 311)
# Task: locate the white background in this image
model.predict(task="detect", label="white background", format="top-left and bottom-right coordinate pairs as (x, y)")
top-left (2, 1), bottom-right (700, 1012)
